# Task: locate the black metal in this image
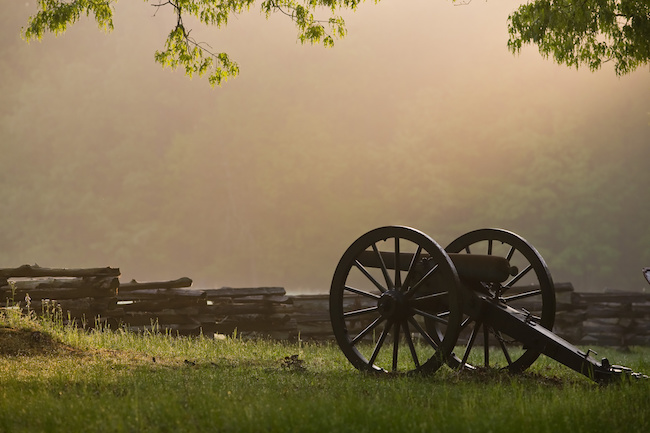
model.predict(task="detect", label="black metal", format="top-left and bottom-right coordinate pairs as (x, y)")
top-left (440, 228), bottom-right (556, 373)
top-left (330, 226), bottom-right (647, 382)
top-left (329, 226), bottom-right (463, 374)
top-left (467, 285), bottom-right (647, 382)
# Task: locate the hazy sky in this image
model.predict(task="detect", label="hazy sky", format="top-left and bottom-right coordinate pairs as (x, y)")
top-left (2, 1), bottom-right (649, 292)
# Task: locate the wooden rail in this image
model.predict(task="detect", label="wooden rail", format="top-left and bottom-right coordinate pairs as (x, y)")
top-left (2, 265), bottom-right (649, 346)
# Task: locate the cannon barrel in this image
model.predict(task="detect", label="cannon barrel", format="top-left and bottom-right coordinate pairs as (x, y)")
top-left (357, 251), bottom-right (514, 283)
top-left (329, 226), bottom-right (647, 382)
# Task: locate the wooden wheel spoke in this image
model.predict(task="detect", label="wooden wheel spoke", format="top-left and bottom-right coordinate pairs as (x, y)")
top-left (392, 321), bottom-right (400, 372)
top-left (411, 291), bottom-right (448, 303)
top-left (394, 238), bottom-right (402, 290)
top-left (412, 308), bottom-right (448, 325)
top-left (344, 285), bottom-right (381, 300)
top-left (461, 321), bottom-right (481, 368)
top-left (350, 316), bottom-right (385, 346)
top-left (402, 246), bottom-right (423, 291)
top-left (343, 306), bottom-right (378, 318)
top-left (410, 291), bottom-right (448, 314)
top-left (354, 260), bottom-right (387, 293)
top-left (372, 243), bottom-right (394, 290)
top-left (404, 263), bottom-right (439, 298)
top-left (483, 324), bottom-right (490, 367)
top-left (441, 229), bottom-right (555, 373)
top-left (502, 289), bottom-right (541, 303)
top-left (407, 317), bottom-right (439, 350)
top-left (504, 264), bottom-right (533, 290)
top-left (494, 329), bottom-right (513, 366)
top-left (403, 321), bottom-right (420, 369)
top-left (368, 320), bottom-right (392, 366)
top-left (331, 226), bottom-right (464, 375)
top-left (460, 316), bottom-right (473, 331)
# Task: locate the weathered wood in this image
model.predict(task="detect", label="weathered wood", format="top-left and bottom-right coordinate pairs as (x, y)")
top-left (29, 297), bottom-right (115, 312)
top-left (585, 303), bottom-right (632, 319)
top-left (293, 321), bottom-right (333, 335)
top-left (118, 277), bottom-right (193, 291)
top-left (1, 285), bottom-right (117, 300)
top-left (3, 276), bottom-right (118, 290)
top-left (122, 310), bottom-right (202, 326)
top-left (225, 295), bottom-right (292, 304)
top-left (2, 268), bottom-right (648, 345)
top-left (583, 318), bottom-right (625, 334)
top-left (632, 302), bottom-right (650, 314)
top-left (554, 310), bottom-right (587, 324)
top-left (0, 264), bottom-right (120, 278)
top-left (200, 303), bottom-right (293, 316)
top-left (99, 307), bottom-right (125, 319)
top-left (204, 287), bottom-right (285, 298)
top-left (626, 335), bottom-right (650, 345)
top-left (506, 282), bottom-right (574, 296)
top-left (210, 317), bottom-right (296, 333)
top-left (292, 311), bottom-right (330, 323)
top-left (215, 313), bottom-right (292, 322)
top-left (1, 277), bottom-right (119, 299)
top-left (118, 297), bottom-right (207, 312)
top-left (117, 288), bottom-right (206, 301)
top-left (572, 291), bottom-right (650, 304)
top-left (580, 334), bottom-right (626, 346)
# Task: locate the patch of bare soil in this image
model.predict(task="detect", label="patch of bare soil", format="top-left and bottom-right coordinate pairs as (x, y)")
top-left (0, 326), bottom-right (79, 357)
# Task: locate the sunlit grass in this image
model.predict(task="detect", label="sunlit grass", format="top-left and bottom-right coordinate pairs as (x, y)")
top-left (1, 308), bottom-right (649, 433)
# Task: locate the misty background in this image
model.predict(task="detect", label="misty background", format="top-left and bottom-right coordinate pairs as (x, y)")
top-left (2, 1), bottom-right (649, 293)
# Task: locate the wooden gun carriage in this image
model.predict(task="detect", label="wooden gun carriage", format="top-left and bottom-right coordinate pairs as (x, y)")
top-left (329, 226), bottom-right (646, 382)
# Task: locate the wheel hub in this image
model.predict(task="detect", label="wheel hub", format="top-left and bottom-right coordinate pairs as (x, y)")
top-left (377, 290), bottom-right (408, 320)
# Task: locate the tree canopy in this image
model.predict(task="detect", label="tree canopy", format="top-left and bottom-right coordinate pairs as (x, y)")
top-left (508, 0), bottom-right (650, 75)
top-left (23, 0), bottom-right (363, 86)
top-left (22, 1), bottom-right (650, 86)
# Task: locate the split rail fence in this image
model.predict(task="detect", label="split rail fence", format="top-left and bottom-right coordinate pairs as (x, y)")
top-left (1, 265), bottom-right (649, 346)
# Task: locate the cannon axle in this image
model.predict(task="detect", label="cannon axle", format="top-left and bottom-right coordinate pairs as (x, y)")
top-left (329, 226), bottom-right (646, 382)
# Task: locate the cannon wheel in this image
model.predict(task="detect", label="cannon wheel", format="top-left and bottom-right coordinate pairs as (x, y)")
top-left (329, 226), bottom-right (463, 374)
top-left (431, 228), bottom-right (556, 373)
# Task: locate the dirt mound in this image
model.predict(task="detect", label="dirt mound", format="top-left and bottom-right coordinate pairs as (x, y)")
top-left (0, 327), bottom-right (77, 356)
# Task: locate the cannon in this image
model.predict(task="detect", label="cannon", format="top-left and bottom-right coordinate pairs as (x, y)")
top-left (329, 226), bottom-right (646, 382)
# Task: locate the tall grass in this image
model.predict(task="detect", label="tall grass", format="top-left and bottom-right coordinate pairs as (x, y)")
top-left (0, 308), bottom-right (648, 433)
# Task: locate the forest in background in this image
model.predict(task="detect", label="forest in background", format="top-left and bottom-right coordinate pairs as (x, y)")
top-left (1, 1), bottom-right (649, 292)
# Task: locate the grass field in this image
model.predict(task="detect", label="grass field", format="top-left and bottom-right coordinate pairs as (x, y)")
top-left (1, 310), bottom-right (649, 433)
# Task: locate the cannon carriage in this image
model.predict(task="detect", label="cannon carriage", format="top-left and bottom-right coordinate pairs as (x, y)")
top-left (329, 226), bottom-right (646, 382)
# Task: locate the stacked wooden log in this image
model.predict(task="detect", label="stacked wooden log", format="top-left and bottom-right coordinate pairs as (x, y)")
top-left (114, 282), bottom-right (295, 338)
top-left (199, 287), bottom-right (295, 339)
top-left (2, 264), bottom-right (649, 346)
top-left (553, 291), bottom-right (650, 346)
top-left (0, 265), bottom-right (120, 327)
top-left (287, 284), bottom-right (650, 347)
top-left (114, 277), bottom-right (204, 334)
top-left (290, 294), bottom-right (333, 339)
top-left (290, 294), bottom-right (379, 340)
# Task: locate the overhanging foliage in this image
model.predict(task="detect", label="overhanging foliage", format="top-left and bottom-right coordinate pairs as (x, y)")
top-left (22, 0), bottom-right (367, 86)
top-left (508, 0), bottom-right (650, 75)
top-left (22, 1), bottom-right (649, 86)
